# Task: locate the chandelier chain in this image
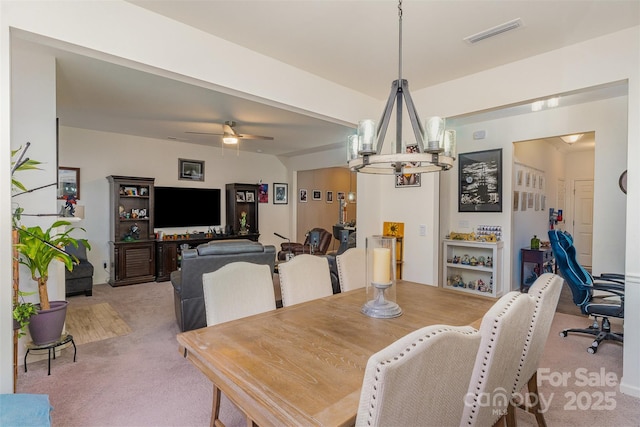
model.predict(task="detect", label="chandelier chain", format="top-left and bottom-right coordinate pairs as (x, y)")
top-left (398, 0), bottom-right (403, 82)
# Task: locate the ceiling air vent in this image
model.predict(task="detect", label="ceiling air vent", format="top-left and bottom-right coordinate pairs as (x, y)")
top-left (464, 18), bottom-right (523, 44)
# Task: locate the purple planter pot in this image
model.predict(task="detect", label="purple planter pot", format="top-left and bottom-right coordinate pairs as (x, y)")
top-left (28, 300), bottom-right (68, 346)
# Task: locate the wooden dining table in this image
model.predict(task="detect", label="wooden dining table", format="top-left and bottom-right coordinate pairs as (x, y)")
top-left (177, 281), bottom-right (495, 427)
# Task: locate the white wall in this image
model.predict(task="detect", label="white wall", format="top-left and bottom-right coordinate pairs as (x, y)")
top-left (9, 38), bottom-right (68, 371)
top-left (59, 126), bottom-right (290, 284)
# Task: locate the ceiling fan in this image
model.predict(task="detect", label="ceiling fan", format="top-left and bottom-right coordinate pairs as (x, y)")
top-left (186, 120), bottom-right (274, 145)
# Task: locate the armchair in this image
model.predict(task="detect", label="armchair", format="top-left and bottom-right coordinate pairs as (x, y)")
top-left (277, 227), bottom-right (332, 261)
top-left (548, 229), bottom-right (624, 354)
top-left (65, 243), bottom-right (94, 297)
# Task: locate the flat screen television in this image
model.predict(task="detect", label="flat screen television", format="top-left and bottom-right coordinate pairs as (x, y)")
top-left (154, 187), bottom-right (221, 228)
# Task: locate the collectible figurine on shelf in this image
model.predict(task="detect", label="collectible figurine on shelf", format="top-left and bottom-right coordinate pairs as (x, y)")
top-left (461, 254), bottom-right (470, 265)
top-left (452, 274), bottom-right (464, 287)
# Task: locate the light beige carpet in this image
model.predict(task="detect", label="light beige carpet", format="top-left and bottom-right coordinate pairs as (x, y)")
top-left (65, 302), bottom-right (131, 345)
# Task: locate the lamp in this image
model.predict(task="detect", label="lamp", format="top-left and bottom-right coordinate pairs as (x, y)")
top-left (560, 134), bottom-right (583, 145)
top-left (348, 0), bottom-right (455, 175)
top-left (347, 170), bottom-right (356, 202)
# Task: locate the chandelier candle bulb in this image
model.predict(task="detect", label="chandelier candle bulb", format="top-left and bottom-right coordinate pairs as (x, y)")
top-left (443, 130), bottom-right (457, 158)
top-left (358, 119), bottom-right (376, 154)
top-left (425, 116), bottom-right (445, 153)
top-left (347, 135), bottom-right (359, 161)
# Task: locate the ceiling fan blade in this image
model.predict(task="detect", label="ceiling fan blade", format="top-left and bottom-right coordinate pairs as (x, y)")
top-left (237, 134), bottom-right (274, 141)
top-left (185, 131), bottom-right (223, 136)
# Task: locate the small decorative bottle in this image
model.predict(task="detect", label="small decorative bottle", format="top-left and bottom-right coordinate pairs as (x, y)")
top-left (531, 235), bottom-right (540, 250)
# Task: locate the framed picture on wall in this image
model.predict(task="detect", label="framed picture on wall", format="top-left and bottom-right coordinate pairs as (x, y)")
top-left (312, 190), bottom-right (322, 200)
top-left (274, 183), bottom-right (288, 204)
top-left (326, 191), bottom-right (333, 203)
top-left (58, 167), bottom-right (80, 200)
top-left (179, 158), bottom-right (204, 181)
top-left (395, 145), bottom-right (421, 187)
top-left (458, 149), bottom-right (502, 212)
top-left (259, 183), bottom-right (269, 203)
top-left (299, 189), bottom-right (308, 203)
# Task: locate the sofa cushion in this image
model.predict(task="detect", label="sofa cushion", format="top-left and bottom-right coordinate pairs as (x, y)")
top-left (66, 261), bottom-right (94, 280)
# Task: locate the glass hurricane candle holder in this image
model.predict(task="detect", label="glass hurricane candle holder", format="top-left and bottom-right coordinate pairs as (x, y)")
top-left (361, 235), bottom-right (402, 318)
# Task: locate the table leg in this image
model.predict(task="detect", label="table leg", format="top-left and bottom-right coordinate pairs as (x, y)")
top-left (71, 337), bottom-right (77, 362)
top-left (211, 384), bottom-right (222, 427)
top-left (24, 349), bottom-right (29, 372)
top-left (47, 347), bottom-right (52, 375)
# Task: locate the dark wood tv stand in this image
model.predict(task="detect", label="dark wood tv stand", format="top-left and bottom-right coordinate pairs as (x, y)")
top-left (155, 233), bottom-right (259, 281)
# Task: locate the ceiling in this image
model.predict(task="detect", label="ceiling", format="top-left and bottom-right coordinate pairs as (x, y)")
top-left (42, 1), bottom-right (640, 156)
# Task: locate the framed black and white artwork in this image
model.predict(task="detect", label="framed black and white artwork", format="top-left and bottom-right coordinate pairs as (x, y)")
top-left (458, 149), bottom-right (502, 212)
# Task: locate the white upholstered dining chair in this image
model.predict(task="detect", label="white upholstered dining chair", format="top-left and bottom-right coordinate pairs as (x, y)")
top-left (336, 247), bottom-right (366, 292)
top-left (202, 262), bottom-right (276, 326)
top-left (462, 291), bottom-right (536, 427)
top-left (508, 273), bottom-right (563, 426)
top-left (356, 324), bottom-right (481, 427)
top-left (277, 254), bottom-right (333, 306)
top-left (201, 261), bottom-right (277, 427)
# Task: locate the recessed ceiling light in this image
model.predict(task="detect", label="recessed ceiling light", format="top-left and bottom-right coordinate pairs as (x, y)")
top-left (531, 101), bottom-right (545, 112)
top-left (560, 134), bottom-right (584, 144)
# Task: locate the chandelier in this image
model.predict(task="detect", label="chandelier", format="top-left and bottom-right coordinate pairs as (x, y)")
top-left (348, 0), bottom-right (456, 175)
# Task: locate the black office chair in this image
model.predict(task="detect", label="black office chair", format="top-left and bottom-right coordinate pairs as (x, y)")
top-left (548, 229), bottom-right (624, 354)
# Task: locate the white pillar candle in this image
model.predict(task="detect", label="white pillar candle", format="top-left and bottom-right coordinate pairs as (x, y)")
top-left (373, 247), bottom-right (391, 283)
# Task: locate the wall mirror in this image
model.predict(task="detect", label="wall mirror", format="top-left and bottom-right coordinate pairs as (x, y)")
top-left (58, 167), bottom-right (80, 200)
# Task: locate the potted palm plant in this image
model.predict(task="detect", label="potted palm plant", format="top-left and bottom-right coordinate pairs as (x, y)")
top-left (11, 143), bottom-right (90, 344)
top-left (15, 221), bottom-right (89, 345)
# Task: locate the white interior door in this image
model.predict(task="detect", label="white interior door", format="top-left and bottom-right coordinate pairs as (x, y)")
top-left (573, 179), bottom-right (594, 268)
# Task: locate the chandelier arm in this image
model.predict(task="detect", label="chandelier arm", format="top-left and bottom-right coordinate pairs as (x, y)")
top-left (396, 85), bottom-right (403, 150)
top-left (376, 80), bottom-right (400, 154)
top-left (400, 80), bottom-right (426, 152)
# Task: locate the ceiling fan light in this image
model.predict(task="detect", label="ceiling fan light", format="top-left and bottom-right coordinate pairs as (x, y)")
top-left (223, 135), bottom-right (238, 144)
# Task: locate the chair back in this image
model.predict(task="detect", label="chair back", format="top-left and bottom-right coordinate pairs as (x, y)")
top-left (548, 229), bottom-right (593, 309)
top-left (278, 254), bottom-right (333, 306)
top-left (356, 325), bottom-right (481, 427)
top-left (462, 291), bottom-right (536, 426)
top-left (336, 247), bottom-right (365, 292)
top-left (305, 227), bottom-right (333, 254)
top-left (512, 273), bottom-right (563, 394)
top-left (202, 262), bottom-right (276, 326)
top-left (65, 243), bottom-right (88, 261)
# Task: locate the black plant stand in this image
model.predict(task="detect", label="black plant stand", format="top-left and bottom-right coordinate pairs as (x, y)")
top-left (24, 333), bottom-right (76, 375)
